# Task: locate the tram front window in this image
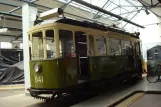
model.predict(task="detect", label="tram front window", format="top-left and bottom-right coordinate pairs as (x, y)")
top-left (46, 30), bottom-right (56, 58)
top-left (32, 32), bottom-right (44, 60)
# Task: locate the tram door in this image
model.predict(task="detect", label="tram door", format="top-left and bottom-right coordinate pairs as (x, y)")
top-left (75, 31), bottom-right (89, 79)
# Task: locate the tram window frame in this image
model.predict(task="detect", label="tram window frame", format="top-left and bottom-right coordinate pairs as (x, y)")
top-left (135, 42), bottom-right (140, 55)
top-left (106, 37), bottom-right (110, 55)
top-left (139, 41), bottom-right (143, 56)
top-left (59, 30), bottom-right (75, 58)
top-left (96, 36), bottom-right (107, 56)
top-left (137, 41), bottom-right (141, 55)
top-left (88, 34), bottom-right (95, 56)
top-left (45, 30), bottom-right (56, 59)
top-left (31, 32), bottom-right (44, 60)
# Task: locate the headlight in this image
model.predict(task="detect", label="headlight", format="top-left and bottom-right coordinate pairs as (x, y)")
top-left (34, 63), bottom-right (41, 72)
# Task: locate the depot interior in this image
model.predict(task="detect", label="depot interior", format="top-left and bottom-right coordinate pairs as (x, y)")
top-left (0, 0), bottom-right (161, 107)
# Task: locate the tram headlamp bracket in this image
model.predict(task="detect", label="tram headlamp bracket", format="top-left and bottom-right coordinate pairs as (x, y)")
top-left (34, 63), bottom-right (42, 73)
top-left (40, 8), bottom-right (63, 20)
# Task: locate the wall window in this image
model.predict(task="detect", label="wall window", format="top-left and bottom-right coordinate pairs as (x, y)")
top-left (59, 30), bottom-right (74, 58)
top-left (89, 34), bottom-right (94, 56)
top-left (121, 40), bottom-right (132, 55)
top-left (20, 43), bottom-right (23, 49)
top-left (46, 30), bottom-right (56, 58)
top-left (109, 38), bottom-right (121, 55)
top-left (97, 36), bottom-right (106, 56)
top-left (0, 42), bottom-right (12, 49)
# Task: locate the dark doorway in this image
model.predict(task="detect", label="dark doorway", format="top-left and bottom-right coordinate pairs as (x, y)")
top-left (75, 31), bottom-right (89, 79)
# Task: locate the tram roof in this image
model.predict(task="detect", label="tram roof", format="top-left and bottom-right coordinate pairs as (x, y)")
top-left (37, 18), bottom-right (139, 39)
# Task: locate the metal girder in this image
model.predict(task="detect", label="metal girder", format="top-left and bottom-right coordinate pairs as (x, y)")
top-left (109, 0), bottom-right (130, 12)
top-left (71, 0), bottom-right (145, 28)
top-left (93, 0), bottom-right (110, 19)
top-left (124, 0), bottom-right (138, 9)
top-left (0, 11), bottom-right (22, 18)
top-left (119, 8), bottom-right (145, 15)
top-left (0, 26), bottom-right (22, 31)
top-left (122, 7), bottom-right (144, 28)
top-left (122, 12), bottom-right (140, 28)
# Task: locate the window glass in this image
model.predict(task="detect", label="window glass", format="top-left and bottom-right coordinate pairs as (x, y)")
top-left (59, 30), bottom-right (75, 58)
top-left (32, 32), bottom-right (44, 60)
top-left (136, 42), bottom-right (140, 55)
top-left (89, 34), bottom-right (94, 56)
top-left (46, 30), bottom-right (56, 58)
top-left (121, 40), bottom-right (132, 55)
top-left (109, 38), bottom-right (121, 55)
top-left (20, 43), bottom-right (23, 49)
top-left (97, 36), bottom-right (106, 56)
top-left (132, 41), bottom-right (140, 55)
top-left (0, 42), bottom-right (12, 49)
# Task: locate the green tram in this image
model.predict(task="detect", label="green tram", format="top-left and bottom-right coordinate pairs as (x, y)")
top-left (28, 18), bottom-right (142, 100)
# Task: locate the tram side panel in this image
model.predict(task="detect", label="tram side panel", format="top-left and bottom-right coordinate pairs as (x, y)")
top-left (89, 55), bottom-right (142, 81)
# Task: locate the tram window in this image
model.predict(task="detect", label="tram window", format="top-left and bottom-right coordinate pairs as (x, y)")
top-left (121, 40), bottom-right (132, 55)
top-left (109, 38), bottom-right (121, 56)
top-left (46, 30), bottom-right (56, 58)
top-left (32, 32), bottom-right (44, 60)
top-left (97, 36), bottom-right (106, 56)
top-left (89, 35), bottom-right (94, 56)
top-left (59, 30), bottom-right (74, 58)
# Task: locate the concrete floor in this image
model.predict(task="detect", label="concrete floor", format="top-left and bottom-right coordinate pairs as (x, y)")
top-left (0, 77), bottom-right (161, 107)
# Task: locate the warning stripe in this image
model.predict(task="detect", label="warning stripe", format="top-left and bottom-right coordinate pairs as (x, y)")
top-left (115, 92), bottom-right (145, 107)
top-left (107, 91), bottom-right (145, 107)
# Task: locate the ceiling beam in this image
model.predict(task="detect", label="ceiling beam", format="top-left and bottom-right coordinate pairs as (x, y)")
top-left (71, 0), bottom-right (145, 28)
